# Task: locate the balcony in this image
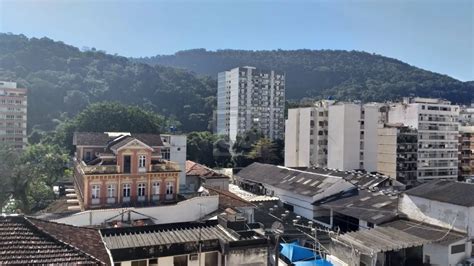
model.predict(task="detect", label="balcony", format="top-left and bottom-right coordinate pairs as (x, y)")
top-left (150, 160), bottom-right (180, 172)
top-left (80, 162), bottom-right (119, 174)
top-left (76, 159), bottom-right (180, 175)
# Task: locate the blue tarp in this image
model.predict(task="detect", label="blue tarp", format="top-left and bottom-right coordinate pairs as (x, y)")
top-left (279, 242), bottom-right (315, 262)
top-left (294, 260), bottom-right (333, 266)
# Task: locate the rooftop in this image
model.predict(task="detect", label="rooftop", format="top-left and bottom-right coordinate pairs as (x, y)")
top-left (237, 163), bottom-right (396, 203)
top-left (0, 216), bottom-right (109, 265)
top-left (100, 220), bottom-right (236, 250)
top-left (186, 160), bottom-right (226, 178)
top-left (332, 219), bottom-right (466, 255)
top-left (405, 180), bottom-right (474, 207)
top-left (320, 189), bottom-right (399, 225)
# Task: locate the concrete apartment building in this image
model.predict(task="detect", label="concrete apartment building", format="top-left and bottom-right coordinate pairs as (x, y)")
top-left (377, 124), bottom-right (418, 186)
top-left (388, 97), bottom-right (460, 181)
top-left (460, 104), bottom-right (474, 126)
top-left (216, 66), bottom-right (285, 142)
top-left (284, 100), bottom-right (333, 167)
top-left (459, 126), bottom-right (474, 180)
top-left (327, 102), bottom-right (387, 172)
top-left (0, 81), bottom-right (27, 149)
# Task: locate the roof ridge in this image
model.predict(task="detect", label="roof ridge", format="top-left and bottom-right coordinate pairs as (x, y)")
top-left (23, 216), bottom-right (106, 265)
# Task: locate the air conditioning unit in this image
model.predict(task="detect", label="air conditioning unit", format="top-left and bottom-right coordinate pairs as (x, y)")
top-left (189, 254), bottom-right (198, 261)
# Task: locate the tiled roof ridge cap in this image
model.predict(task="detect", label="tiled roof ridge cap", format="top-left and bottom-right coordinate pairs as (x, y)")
top-left (24, 216), bottom-right (105, 265)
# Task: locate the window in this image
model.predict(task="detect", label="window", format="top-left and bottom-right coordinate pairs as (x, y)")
top-left (138, 183), bottom-right (146, 197)
top-left (166, 182), bottom-right (174, 195)
top-left (161, 148), bottom-right (170, 160)
top-left (91, 185), bottom-right (100, 199)
top-left (451, 244), bottom-right (465, 254)
top-left (131, 260), bottom-right (147, 266)
top-left (152, 182), bottom-right (160, 195)
top-left (123, 183), bottom-right (131, 197)
top-left (205, 252), bottom-right (218, 266)
top-left (107, 184), bottom-right (116, 198)
top-left (173, 255), bottom-right (188, 266)
top-left (138, 155), bottom-right (146, 168)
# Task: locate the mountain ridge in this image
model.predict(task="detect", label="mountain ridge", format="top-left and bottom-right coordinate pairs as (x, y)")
top-left (136, 48), bottom-right (473, 102)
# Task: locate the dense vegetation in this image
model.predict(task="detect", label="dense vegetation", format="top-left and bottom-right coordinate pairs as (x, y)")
top-left (0, 34), bottom-right (216, 133)
top-left (0, 143), bottom-right (69, 213)
top-left (138, 49), bottom-right (473, 103)
top-left (42, 102), bottom-right (169, 153)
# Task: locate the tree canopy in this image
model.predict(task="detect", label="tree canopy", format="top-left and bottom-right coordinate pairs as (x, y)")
top-left (46, 102), bottom-right (168, 152)
top-left (0, 33), bottom-right (216, 133)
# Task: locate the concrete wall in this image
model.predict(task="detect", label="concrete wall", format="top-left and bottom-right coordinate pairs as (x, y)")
top-left (399, 194), bottom-right (473, 236)
top-left (285, 108), bottom-right (312, 167)
top-left (226, 247), bottom-right (268, 266)
top-left (328, 104), bottom-right (361, 170)
top-left (54, 195), bottom-right (219, 227)
top-left (167, 135), bottom-right (187, 187)
top-left (362, 104), bottom-right (382, 172)
top-left (377, 127), bottom-right (398, 178)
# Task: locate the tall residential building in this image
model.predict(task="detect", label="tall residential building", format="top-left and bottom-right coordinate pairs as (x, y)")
top-left (0, 81), bottom-right (27, 149)
top-left (459, 126), bottom-right (474, 180)
top-left (377, 124), bottom-right (418, 187)
top-left (216, 66), bottom-right (285, 142)
top-left (327, 102), bottom-right (387, 172)
top-left (459, 104), bottom-right (474, 126)
top-left (388, 97), bottom-right (460, 181)
top-left (284, 100), bottom-right (333, 167)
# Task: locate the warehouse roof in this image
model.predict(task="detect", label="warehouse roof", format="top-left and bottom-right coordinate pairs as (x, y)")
top-left (237, 163), bottom-right (395, 203)
top-left (405, 180), bottom-right (474, 207)
top-left (320, 189), bottom-right (399, 225)
top-left (101, 220), bottom-right (236, 250)
top-left (332, 219), bottom-right (466, 255)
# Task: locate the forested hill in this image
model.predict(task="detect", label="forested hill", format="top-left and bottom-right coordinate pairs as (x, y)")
top-left (0, 34), bottom-right (216, 133)
top-left (137, 49), bottom-right (473, 103)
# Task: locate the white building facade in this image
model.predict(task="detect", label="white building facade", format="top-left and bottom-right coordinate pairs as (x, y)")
top-left (388, 97), bottom-right (460, 181)
top-left (160, 134), bottom-right (187, 189)
top-left (327, 102), bottom-right (387, 172)
top-left (216, 66), bottom-right (285, 142)
top-left (284, 100), bottom-right (333, 168)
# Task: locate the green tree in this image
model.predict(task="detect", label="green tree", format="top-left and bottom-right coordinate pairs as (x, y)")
top-left (0, 144), bottom-right (20, 209)
top-left (247, 138), bottom-right (280, 164)
top-left (186, 131), bottom-right (217, 167)
top-left (50, 102), bottom-right (167, 152)
top-left (232, 129), bottom-right (264, 167)
top-left (213, 136), bottom-right (232, 167)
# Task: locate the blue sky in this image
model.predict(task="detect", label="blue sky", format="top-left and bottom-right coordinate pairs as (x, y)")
top-left (1, 0), bottom-right (473, 81)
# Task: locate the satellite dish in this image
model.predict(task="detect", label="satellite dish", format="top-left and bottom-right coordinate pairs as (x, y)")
top-left (271, 221), bottom-right (284, 234)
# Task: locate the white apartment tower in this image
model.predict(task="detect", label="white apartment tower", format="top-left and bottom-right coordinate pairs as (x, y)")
top-left (216, 66), bottom-right (285, 142)
top-left (284, 100), bottom-right (333, 167)
top-left (388, 97), bottom-right (459, 181)
top-left (0, 81), bottom-right (27, 149)
top-left (327, 102), bottom-right (387, 172)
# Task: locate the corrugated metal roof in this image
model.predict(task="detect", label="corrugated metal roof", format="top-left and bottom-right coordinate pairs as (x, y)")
top-left (332, 219), bottom-right (467, 254)
top-left (405, 180), bottom-right (474, 207)
top-left (101, 221), bottom-right (235, 250)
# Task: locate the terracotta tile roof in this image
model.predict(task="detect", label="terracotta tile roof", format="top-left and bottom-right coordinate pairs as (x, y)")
top-left (186, 160), bottom-right (221, 177)
top-left (0, 216), bottom-right (110, 265)
top-left (204, 186), bottom-right (255, 210)
top-left (28, 217), bottom-right (110, 264)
